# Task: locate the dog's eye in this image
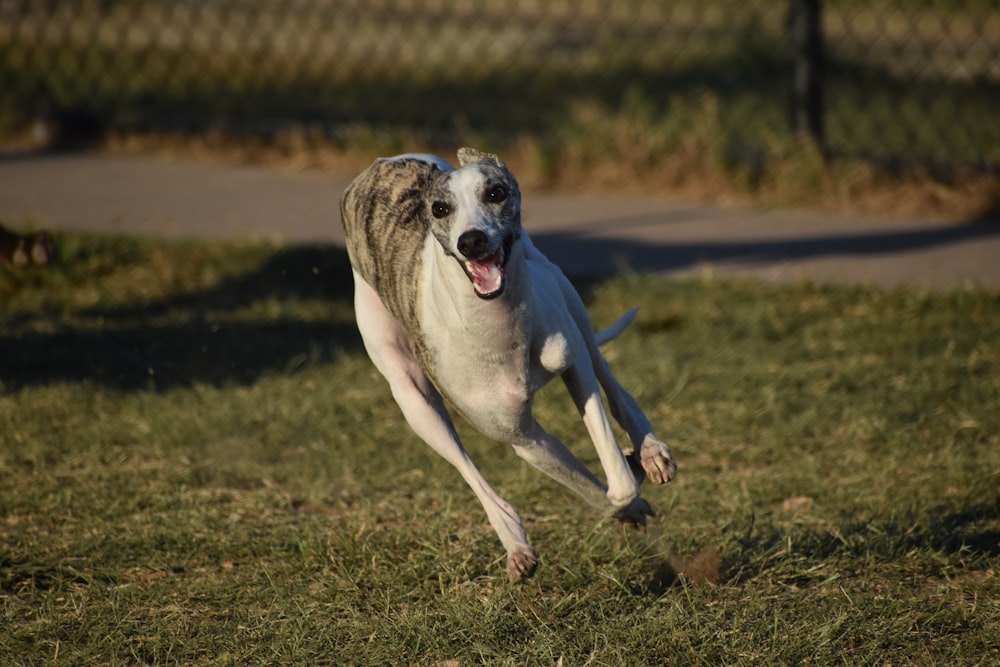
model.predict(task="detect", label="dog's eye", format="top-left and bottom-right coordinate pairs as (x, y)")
top-left (431, 201), bottom-right (451, 218)
top-left (485, 185), bottom-right (507, 204)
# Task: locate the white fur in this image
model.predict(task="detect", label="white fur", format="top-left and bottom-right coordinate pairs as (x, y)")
top-left (349, 155), bottom-right (676, 582)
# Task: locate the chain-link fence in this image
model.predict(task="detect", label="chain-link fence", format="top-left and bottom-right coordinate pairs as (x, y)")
top-left (1, 0), bottom-right (998, 170)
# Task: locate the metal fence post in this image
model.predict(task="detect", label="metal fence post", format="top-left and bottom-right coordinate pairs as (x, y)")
top-left (789, 0), bottom-right (825, 149)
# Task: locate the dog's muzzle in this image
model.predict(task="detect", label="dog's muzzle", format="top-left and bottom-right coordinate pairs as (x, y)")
top-left (456, 230), bottom-right (515, 300)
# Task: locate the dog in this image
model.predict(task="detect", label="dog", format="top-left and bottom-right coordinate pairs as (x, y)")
top-left (340, 148), bottom-right (676, 582)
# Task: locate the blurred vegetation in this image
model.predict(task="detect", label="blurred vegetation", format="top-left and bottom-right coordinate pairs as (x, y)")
top-left (1, 0), bottom-right (998, 216)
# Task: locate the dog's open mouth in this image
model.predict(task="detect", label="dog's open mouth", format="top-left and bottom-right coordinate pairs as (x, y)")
top-left (460, 234), bottom-right (514, 300)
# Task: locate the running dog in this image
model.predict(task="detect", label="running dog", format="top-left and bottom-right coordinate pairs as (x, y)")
top-left (340, 148), bottom-right (676, 581)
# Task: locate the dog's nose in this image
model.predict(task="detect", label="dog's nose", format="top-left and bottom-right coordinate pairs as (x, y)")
top-left (457, 230), bottom-right (489, 259)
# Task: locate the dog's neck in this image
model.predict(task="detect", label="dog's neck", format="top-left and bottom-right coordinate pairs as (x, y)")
top-left (422, 238), bottom-right (532, 363)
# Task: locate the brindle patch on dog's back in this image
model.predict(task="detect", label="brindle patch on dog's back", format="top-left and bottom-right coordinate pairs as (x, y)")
top-left (341, 157), bottom-right (443, 333)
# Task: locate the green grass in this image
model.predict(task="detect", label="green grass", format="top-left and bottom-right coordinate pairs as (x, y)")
top-left (2, 233), bottom-right (999, 665)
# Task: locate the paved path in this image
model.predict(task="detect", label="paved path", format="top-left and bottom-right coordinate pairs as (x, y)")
top-left (2, 152), bottom-right (998, 290)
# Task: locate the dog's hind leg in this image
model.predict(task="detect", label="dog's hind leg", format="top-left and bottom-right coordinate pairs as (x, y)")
top-left (512, 420), bottom-right (655, 526)
top-left (353, 273), bottom-right (538, 582)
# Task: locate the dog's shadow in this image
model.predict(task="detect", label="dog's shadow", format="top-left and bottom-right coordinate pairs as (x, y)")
top-left (0, 237), bottom-right (651, 392)
top-left (1, 244), bottom-right (361, 391)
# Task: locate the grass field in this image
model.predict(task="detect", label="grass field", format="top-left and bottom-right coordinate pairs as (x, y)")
top-left (1, 233), bottom-right (999, 665)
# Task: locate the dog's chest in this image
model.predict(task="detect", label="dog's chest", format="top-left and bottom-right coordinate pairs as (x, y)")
top-left (426, 307), bottom-right (530, 387)
top-left (419, 302), bottom-right (537, 434)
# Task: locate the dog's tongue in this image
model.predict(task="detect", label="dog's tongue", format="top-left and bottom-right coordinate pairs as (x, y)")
top-left (464, 249), bottom-right (504, 297)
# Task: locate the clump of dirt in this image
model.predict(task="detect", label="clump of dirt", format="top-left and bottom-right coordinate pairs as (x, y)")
top-left (645, 546), bottom-right (724, 594)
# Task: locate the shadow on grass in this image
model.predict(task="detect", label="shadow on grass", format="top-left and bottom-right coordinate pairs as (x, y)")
top-left (1, 245), bottom-right (362, 392)
top-left (721, 495), bottom-right (1000, 589)
top-left (81, 244), bottom-right (356, 321)
top-left (621, 494), bottom-right (1000, 597)
top-left (5, 207), bottom-right (999, 392)
top-left (530, 214), bottom-right (1000, 278)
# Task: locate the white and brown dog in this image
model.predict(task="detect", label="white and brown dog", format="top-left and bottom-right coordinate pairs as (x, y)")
top-left (341, 148), bottom-right (676, 581)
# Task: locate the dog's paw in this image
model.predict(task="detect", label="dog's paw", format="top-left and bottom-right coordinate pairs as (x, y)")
top-left (506, 545), bottom-right (538, 583)
top-left (613, 497), bottom-right (656, 530)
top-left (634, 436), bottom-right (677, 485)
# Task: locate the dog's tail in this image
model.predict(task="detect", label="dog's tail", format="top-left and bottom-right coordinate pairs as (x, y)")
top-left (594, 308), bottom-right (638, 347)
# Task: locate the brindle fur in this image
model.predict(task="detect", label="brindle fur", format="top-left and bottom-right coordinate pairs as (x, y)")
top-left (341, 150), bottom-right (521, 384)
top-left (340, 157), bottom-right (441, 334)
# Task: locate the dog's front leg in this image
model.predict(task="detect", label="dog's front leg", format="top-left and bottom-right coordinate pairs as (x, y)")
top-left (591, 354), bottom-right (677, 486)
top-left (387, 374), bottom-right (537, 580)
top-left (560, 363), bottom-right (654, 525)
top-left (354, 275), bottom-right (537, 582)
top-left (540, 253), bottom-right (676, 487)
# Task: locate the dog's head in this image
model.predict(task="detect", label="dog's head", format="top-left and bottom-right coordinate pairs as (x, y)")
top-left (426, 147), bottom-right (522, 300)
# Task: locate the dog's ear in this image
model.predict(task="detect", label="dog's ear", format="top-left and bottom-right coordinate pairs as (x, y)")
top-left (457, 147), bottom-right (505, 169)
